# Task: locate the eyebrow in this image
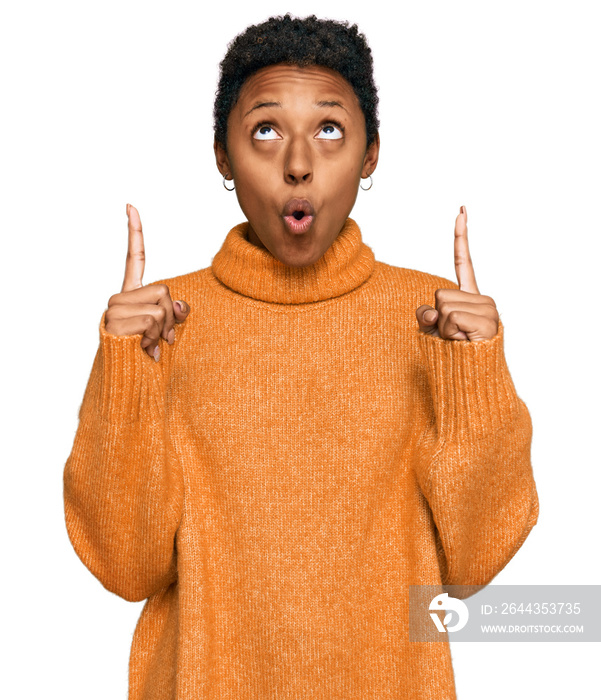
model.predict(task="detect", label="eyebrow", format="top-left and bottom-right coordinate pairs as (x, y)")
top-left (243, 101), bottom-right (281, 118)
top-left (242, 100), bottom-right (349, 118)
top-left (315, 100), bottom-right (349, 113)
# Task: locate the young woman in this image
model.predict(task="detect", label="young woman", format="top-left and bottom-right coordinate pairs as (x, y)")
top-left (64, 14), bottom-right (538, 699)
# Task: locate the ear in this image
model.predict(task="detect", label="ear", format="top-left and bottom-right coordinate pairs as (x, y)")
top-left (214, 139), bottom-right (233, 180)
top-left (361, 132), bottom-right (380, 178)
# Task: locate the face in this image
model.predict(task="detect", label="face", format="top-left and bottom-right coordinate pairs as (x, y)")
top-left (214, 64), bottom-right (380, 268)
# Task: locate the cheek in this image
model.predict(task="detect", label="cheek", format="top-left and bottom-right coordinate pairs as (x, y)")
top-left (324, 143), bottom-right (365, 177)
top-left (321, 157), bottom-right (362, 196)
top-left (234, 166), bottom-right (276, 211)
top-left (231, 149), bottom-right (279, 190)
top-left (229, 139), bottom-right (364, 205)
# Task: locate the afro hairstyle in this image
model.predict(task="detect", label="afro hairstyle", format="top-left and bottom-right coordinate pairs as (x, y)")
top-left (213, 13), bottom-right (380, 150)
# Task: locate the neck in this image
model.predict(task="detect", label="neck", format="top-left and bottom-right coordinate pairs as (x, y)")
top-left (246, 225), bottom-right (267, 251)
top-left (211, 217), bottom-right (375, 304)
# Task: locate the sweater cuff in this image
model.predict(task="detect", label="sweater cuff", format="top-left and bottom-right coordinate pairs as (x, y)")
top-left (416, 320), bottom-right (522, 443)
top-left (96, 310), bottom-right (169, 423)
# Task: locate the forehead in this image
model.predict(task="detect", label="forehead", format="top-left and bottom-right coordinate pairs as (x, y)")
top-left (235, 63), bottom-right (361, 111)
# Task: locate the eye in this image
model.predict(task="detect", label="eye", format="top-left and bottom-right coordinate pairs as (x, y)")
top-left (253, 124), bottom-right (281, 141)
top-left (316, 123), bottom-right (344, 140)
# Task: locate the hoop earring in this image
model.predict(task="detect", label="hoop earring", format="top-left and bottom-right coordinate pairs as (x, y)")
top-left (360, 174), bottom-right (373, 191)
top-left (223, 175), bottom-right (235, 191)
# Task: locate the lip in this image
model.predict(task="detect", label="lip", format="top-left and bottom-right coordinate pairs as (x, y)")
top-left (282, 198), bottom-right (315, 217)
top-left (282, 198), bottom-right (315, 235)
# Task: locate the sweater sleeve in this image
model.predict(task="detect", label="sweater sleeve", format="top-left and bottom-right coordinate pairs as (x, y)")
top-left (63, 308), bottom-right (185, 602)
top-left (413, 319), bottom-right (539, 594)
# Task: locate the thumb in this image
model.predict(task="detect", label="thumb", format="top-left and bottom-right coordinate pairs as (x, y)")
top-left (416, 304), bottom-right (440, 336)
top-left (173, 300), bottom-right (191, 322)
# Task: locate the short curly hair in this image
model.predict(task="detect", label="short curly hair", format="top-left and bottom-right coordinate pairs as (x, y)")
top-left (213, 14), bottom-right (380, 151)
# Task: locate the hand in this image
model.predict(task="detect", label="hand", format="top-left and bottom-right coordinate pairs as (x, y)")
top-left (416, 206), bottom-right (499, 342)
top-left (104, 203), bottom-right (190, 360)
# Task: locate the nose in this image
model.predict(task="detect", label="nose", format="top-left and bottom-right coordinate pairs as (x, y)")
top-left (284, 137), bottom-right (313, 184)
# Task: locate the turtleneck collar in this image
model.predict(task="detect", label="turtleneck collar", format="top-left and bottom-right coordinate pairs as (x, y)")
top-left (210, 217), bottom-right (375, 304)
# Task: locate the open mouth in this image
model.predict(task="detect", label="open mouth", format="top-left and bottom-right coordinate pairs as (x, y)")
top-left (283, 198), bottom-right (315, 234)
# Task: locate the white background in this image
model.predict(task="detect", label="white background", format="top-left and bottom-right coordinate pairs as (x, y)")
top-left (2, 0), bottom-right (599, 697)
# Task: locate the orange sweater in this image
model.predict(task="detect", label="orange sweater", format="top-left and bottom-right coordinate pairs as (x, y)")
top-left (64, 217), bottom-right (539, 699)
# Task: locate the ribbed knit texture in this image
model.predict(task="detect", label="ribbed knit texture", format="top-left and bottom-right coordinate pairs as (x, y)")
top-left (64, 217), bottom-right (539, 699)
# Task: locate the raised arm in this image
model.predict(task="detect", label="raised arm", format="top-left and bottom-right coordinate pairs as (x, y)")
top-left (413, 207), bottom-right (539, 593)
top-left (63, 204), bottom-right (190, 601)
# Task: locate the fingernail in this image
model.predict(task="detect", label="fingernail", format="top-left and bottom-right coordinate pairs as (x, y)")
top-left (154, 345), bottom-right (160, 362)
top-left (424, 310), bottom-right (437, 323)
top-left (175, 301), bottom-right (185, 314)
top-left (168, 328), bottom-right (175, 344)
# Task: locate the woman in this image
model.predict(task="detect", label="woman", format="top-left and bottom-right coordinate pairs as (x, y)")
top-left (63, 14), bottom-right (538, 699)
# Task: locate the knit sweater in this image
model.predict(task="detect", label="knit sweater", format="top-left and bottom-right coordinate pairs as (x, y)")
top-left (63, 217), bottom-right (539, 699)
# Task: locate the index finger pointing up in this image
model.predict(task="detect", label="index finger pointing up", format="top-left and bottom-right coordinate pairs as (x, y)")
top-left (454, 205), bottom-right (480, 294)
top-left (122, 203), bottom-right (146, 292)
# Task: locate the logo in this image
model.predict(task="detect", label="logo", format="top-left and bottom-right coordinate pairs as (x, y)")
top-left (429, 592), bottom-right (469, 633)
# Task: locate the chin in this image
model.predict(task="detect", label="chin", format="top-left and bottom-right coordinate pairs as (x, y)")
top-left (275, 249), bottom-right (319, 268)
top-left (278, 234), bottom-right (332, 267)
